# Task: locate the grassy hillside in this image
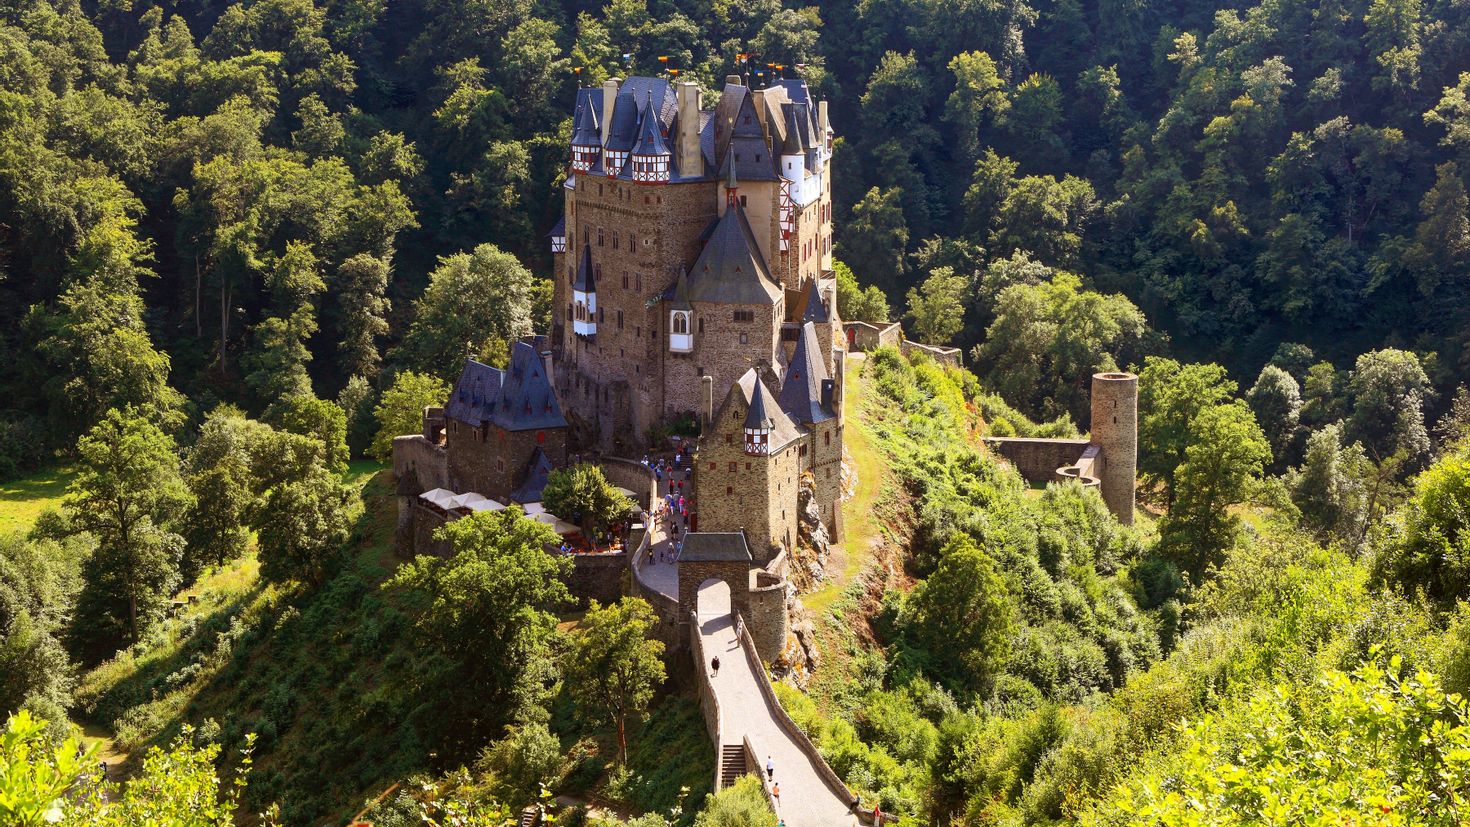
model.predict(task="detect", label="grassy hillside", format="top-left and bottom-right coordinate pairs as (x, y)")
top-left (0, 465), bottom-right (74, 534)
top-left (69, 460), bottom-right (709, 824)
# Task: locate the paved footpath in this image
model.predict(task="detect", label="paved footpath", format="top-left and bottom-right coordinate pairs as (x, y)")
top-left (697, 608), bottom-right (857, 827)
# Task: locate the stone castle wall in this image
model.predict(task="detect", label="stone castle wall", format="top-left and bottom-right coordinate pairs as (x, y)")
top-left (445, 420), bottom-right (568, 502)
top-left (983, 437), bottom-right (1092, 484)
top-left (392, 435), bottom-right (448, 490)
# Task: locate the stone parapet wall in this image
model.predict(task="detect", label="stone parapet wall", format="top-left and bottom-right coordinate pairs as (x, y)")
top-left (392, 435), bottom-right (448, 490)
top-left (597, 456), bottom-right (657, 510)
top-left (899, 339), bottom-right (962, 367)
top-left (843, 321), bottom-right (901, 352)
top-left (690, 609), bottom-right (723, 791)
top-left (983, 437), bottom-right (1091, 485)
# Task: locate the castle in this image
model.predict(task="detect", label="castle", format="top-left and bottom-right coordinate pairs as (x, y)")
top-left (392, 74), bottom-right (846, 648)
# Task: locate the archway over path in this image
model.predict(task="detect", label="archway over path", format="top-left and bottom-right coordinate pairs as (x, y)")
top-left (696, 577), bottom-right (732, 619)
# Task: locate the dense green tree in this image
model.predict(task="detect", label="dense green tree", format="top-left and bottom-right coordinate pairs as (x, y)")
top-left (388, 508), bottom-right (571, 755)
top-left (1346, 348), bottom-right (1431, 465)
top-left (67, 408), bottom-right (191, 654)
top-left (1136, 358), bottom-right (1237, 504)
top-left (542, 464), bottom-right (635, 538)
top-left (841, 187), bottom-right (910, 296)
top-left (255, 459), bottom-right (353, 588)
top-left (905, 266), bottom-right (968, 344)
top-left (564, 597), bottom-right (666, 764)
top-left (1287, 423), bottom-right (1371, 550)
top-left (397, 244), bottom-right (536, 380)
top-left (268, 393), bottom-right (349, 474)
top-left (1158, 401), bottom-right (1271, 580)
top-left (333, 253), bottom-right (391, 380)
top-left (834, 260), bottom-right (891, 323)
top-left (1372, 444), bottom-right (1470, 602)
top-left (181, 407), bottom-right (275, 576)
top-left (0, 532), bottom-right (84, 724)
top-left (1246, 365), bottom-right (1302, 469)
top-left (371, 371), bottom-right (449, 461)
top-left (901, 534), bottom-right (1013, 692)
top-left (974, 273), bottom-right (1146, 424)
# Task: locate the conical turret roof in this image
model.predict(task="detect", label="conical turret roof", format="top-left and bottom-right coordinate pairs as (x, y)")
top-left (800, 279), bottom-right (829, 323)
top-left (633, 92), bottom-right (670, 157)
top-left (571, 98), bottom-right (601, 147)
top-left (745, 377), bottom-right (775, 430)
top-left (573, 238), bottom-right (596, 292)
top-left (782, 106), bottom-right (804, 155)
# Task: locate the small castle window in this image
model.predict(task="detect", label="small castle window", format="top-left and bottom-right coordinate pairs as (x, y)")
top-left (599, 307), bottom-right (604, 323)
top-left (799, 445), bottom-right (807, 457)
top-left (597, 228), bottom-right (605, 246)
top-left (739, 333), bottom-right (748, 344)
top-left (824, 431), bottom-right (831, 446)
top-left (729, 462), bottom-right (737, 472)
top-left (536, 431), bottom-right (546, 443)
top-left (725, 434), bottom-right (732, 444)
top-left (745, 462), bottom-right (751, 470)
top-left (613, 232), bottom-right (619, 249)
top-left (622, 273), bottom-right (629, 288)
top-left (727, 486), bottom-right (733, 494)
top-left (699, 318), bottom-right (705, 333)
top-left (733, 310), bottom-right (754, 323)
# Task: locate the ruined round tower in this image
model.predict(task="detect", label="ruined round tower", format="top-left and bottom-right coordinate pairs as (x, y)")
top-left (1090, 372), bottom-right (1137, 525)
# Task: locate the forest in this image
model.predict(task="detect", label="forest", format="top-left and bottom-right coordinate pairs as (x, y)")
top-left (2, 0), bottom-right (1470, 821)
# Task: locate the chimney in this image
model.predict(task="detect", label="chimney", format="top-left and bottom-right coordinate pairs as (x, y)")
top-left (833, 347), bottom-right (846, 424)
top-left (540, 349), bottom-right (555, 390)
top-left (752, 88), bottom-right (769, 134)
top-left (725, 74), bottom-right (742, 86)
top-left (700, 375), bottom-right (714, 430)
top-left (818, 100), bottom-right (830, 152)
top-left (601, 78), bottom-right (620, 146)
top-left (676, 81), bottom-right (701, 179)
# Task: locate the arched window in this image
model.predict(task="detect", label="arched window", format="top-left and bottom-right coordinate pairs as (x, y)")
top-left (671, 312), bottom-right (689, 334)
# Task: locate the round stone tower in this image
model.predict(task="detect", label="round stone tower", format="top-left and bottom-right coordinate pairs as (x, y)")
top-left (1090, 372), bottom-right (1138, 525)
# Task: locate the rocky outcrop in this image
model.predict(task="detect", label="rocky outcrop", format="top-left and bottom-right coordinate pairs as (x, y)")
top-left (792, 474), bottom-right (831, 589)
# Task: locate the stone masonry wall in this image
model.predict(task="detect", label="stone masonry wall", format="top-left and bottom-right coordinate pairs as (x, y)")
top-left (983, 437), bottom-right (1091, 485)
top-left (445, 420), bottom-right (568, 502)
top-left (564, 551), bottom-right (627, 607)
top-left (695, 394), bottom-right (801, 565)
top-left (392, 435), bottom-right (448, 490)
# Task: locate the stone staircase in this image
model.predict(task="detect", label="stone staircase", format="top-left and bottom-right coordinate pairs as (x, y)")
top-left (719, 744), bottom-right (747, 788)
top-left (517, 806), bottom-right (540, 827)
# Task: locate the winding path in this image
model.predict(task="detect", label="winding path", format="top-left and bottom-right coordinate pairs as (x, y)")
top-left (696, 591), bottom-right (857, 827)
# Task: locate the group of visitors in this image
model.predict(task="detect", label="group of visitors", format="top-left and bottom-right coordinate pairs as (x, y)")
top-left (642, 446), bottom-right (697, 566)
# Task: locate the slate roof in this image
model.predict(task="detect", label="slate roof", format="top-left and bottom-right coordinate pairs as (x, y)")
top-left (444, 343), bottom-right (567, 432)
top-left (667, 268), bottom-right (692, 311)
top-left (745, 378), bottom-right (775, 429)
top-left (548, 216), bottom-right (565, 239)
top-left (571, 91), bottom-right (601, 147)
top-left (685, 201), bottom-right (782, 305)
top-left (779, 322), bottom-right (835, 424)
top-left (494, 341), bottom-right (567, 430)
top-left (800, 279), bottom-right (829, 323)
top-left (445, 359), bottom-right (504, 425)
top-left (781, 106), bottom-right (803, 155)
top-left (711, 87), bottom-right (780, 182)
top-left (677, 531), bottom-right (753, 562)
top-left (510, 448), bottom-right (554, 504)
top-left (729, 368), bottom-right (803, 450)
top-left (632, 92), bottom-right (670, 157)
top-left (573, 240), bottom-right (596, 292)
top-left (604, 90), bottom-right (641, 152)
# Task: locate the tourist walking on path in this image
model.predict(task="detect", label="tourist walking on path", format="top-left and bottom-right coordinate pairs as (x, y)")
top-left (766, 756), bottom-right (774, 781)
top-left (711, 655), bottom-right (720, 678)
top-left (772, 782), bottom-right (781, 808)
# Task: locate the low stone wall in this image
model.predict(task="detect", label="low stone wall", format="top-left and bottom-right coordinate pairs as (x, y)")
top-left (900, 339), bottom-right (963, 367)
top-left (629, 533), bottom-right (685, 654)
top-left (844, 321), bottom-right (902, 352)
top-left (392, 434), bottom-right (449, 490)
top-left (733, 611), bottom-right (860, 816)
top-left (983, 437), bottom-right (1091, 484)
top-left (597, 456), bottom-right (658, 510)
top-left (410, 503), bottom-right (451, 557)
top-left (690, 609), bottom-right (724, 795)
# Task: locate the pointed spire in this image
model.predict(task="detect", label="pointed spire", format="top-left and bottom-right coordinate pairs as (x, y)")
top-left (571, 98), bottom-right (601, 147)
top-left (633, 90), bottom-right (670, 157)
top-left (745, 378), bottom-right (774, 430)
top-left (782, 106), bottom-right (803, 156)
top-left (670, 266), bottom-right (692, 309)
top-left (574, 232), bottom-right (596, 292)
